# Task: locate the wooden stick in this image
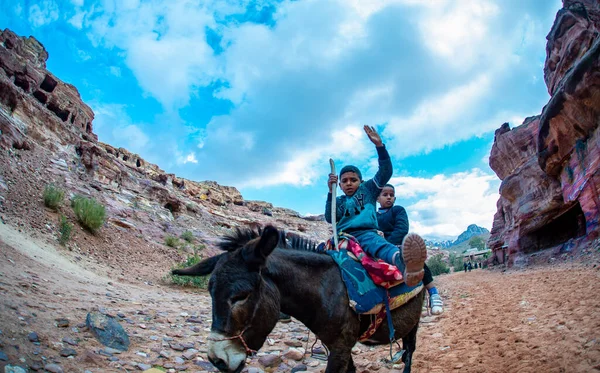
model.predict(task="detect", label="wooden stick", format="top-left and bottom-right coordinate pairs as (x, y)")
top-left (329, 158), bottom-right (338, 248)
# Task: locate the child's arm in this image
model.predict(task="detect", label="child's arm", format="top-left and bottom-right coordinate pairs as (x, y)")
top-left (325, 173), bottom-right (341, 223)
top-left (388, 205), bottom-right (409, 244)
top-left (363, 125), bottom-right (392, 189)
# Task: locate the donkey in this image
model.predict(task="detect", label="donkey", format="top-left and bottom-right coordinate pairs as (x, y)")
top-left (172, 225), bottom-right (424, 373)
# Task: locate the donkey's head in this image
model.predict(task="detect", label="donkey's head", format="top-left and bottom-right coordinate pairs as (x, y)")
top-left (176, 226), bottom-right (282, 373)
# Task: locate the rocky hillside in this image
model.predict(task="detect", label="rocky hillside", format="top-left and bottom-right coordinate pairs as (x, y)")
top-left (0, 28), bottom-right (331, 281)
top-left (488, 0), bottom-right (600, 265)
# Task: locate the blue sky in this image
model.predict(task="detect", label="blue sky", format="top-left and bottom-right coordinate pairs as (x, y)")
top-left (1, 0), bottom-right (562, 240)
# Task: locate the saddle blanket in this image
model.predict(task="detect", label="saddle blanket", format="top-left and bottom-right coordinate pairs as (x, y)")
top-left (325, 234), bottom-right (423, 314)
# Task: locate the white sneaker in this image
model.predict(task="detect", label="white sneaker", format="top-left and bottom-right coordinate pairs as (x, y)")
top-left (429, 293), bottom-right (444, 315)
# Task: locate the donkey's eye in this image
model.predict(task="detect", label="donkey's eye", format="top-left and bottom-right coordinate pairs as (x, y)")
top-left (231, 293), bottom-right (250, 306)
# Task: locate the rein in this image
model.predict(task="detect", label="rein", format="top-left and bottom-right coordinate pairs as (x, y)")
top-left (207, 269), bottom-right (265, 357)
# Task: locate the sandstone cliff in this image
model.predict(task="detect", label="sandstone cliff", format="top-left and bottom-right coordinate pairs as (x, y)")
top-left (0, 28), bottom-right (330, 274)
top-left (488, 0), bottom-right (600, 264)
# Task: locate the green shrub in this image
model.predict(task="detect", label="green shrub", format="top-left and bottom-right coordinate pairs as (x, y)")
top-left (165, 235), bottom-right (179, 248)
top-left (449, 253), bottom-right (465, 272)
top-left (43, 184), bottom-right (65, 210)
top-left (426, 254), bottom-right (450, 276)
top-left (181, 231), bottom-right (194, 243)
top-left (58, 214), bottom-right (73, 246)
top-left (169, 255), bottom-right (209, 289)
top-left (71, 195), bottom-right (106, 232)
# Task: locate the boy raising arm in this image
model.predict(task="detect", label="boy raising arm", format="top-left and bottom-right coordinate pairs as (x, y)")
top-left (325, 125), bottom-right (427, 287)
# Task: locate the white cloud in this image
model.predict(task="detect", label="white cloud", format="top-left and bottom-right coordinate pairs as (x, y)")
top-left (14, 4), bottom-right (23, 16)
top-left (70, 0), bottom-right (84, 6)
top-left (109, 66), bottom-right (121, 77)
top-left (68, 10), bottom-right (85, 29)
top-left (77, 49), bottom-right (91, 61)
top-left (179, 152), bottom-right (198, 164)
top-left (114, 125), bottom-right (149, 152)
top-left (91, 103), bottom-right (150, 154)
top-left (390, 169), bottom-right (500, 239)
top-left (419, 0), bottom-right (499, 67)
top-left (28, 1), bottom-right (59, 28)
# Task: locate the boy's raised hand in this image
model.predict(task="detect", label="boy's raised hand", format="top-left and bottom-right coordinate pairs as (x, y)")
top-left (328, 173), bottom-right (338, 192)
top-left (364, 125), bottom-right (383, 147)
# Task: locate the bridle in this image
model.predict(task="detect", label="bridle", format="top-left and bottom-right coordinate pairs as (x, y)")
top-left (208, 269), bottom-right (265, 357)
top-left (208, 325), bottom-right (257, 356)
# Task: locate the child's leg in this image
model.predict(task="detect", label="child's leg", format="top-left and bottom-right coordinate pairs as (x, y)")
top-left (352, 230), bottom-right (399, 266)
top-left (423, 264), bottom-right (434, 287)
top-left (353, 230), bottom-right (426, 286)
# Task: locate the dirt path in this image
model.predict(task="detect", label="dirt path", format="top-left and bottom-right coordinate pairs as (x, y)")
top-left (1, 222), bottom-right (599, 373)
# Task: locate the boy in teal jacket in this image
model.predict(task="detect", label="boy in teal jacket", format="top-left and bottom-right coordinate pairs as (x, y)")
top-left (325, 126), bottom-right (427, 286)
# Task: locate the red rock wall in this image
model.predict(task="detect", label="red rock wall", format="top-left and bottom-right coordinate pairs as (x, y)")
top-left (489, 0), bottom-right (600, 262)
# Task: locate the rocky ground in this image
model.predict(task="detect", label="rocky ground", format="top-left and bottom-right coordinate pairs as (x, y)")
top-left (1, 221), bottom-right (599, 373)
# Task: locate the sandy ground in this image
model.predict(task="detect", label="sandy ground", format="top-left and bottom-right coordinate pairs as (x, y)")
top-left (1, 222), bottom-right (600, 373)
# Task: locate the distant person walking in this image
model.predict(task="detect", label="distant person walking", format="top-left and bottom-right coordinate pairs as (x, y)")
top-left (464, 262), bottom-right (468, 273)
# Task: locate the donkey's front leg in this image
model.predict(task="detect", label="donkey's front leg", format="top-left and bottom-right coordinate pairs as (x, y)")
top-left (325, 349), bottom-right (352, 373)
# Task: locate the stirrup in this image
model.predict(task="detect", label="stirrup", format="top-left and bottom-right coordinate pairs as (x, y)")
top-left (383, 340), bottom-right (404, 364)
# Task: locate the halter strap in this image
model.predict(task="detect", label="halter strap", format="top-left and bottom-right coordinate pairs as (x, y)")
top-left (208, 270), bottom-right (265, 356)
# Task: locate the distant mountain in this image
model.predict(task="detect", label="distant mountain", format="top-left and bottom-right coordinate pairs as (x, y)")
top-left (425, 239), bottom-right (453, 249)
top-left (452, 224), bottom-right (490, 246)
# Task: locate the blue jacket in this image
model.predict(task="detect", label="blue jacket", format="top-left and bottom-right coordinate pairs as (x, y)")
top-left (325, 145), bottom-right (392, 233)
top-left (376, 205), bottom-right (409, 246)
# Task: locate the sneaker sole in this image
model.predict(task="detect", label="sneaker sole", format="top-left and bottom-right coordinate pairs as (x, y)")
top-left (402, 233), bottom-right (427, 287)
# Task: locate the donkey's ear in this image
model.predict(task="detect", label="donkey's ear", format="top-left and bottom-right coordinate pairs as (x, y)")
top-left (171, 253), bottom-right (223, 276)
top-left (243, 225), bottom-right (279, 267)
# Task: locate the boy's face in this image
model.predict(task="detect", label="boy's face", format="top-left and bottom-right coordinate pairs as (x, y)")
top-left (378, 186), bottom-right (396, 209)
top-left (339, 172), bottom-right (361, 196)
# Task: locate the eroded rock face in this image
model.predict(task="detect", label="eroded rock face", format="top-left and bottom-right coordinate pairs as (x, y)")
top-left (0, 29), bottom-right (96, 143)
top-left (489, 0), bottom-right (600, 263)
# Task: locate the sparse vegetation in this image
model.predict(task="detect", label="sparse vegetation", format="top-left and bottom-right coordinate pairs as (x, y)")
top-left (43, 184), bottom-right (65, 210)
top-left (169, 255), bottom-right (209, 289)
top-left (181, 231), bottom-right (194, 243)
top-left (71, 195), bottom-right (106, 232)
top-left (165, 235), bottom-right (179, 248)
top-left (58, 214), bottom-right (73, 246)
top-left (469, 236), bottom-right (486, 250)
top-left (426, 254), bottom-right (450, 276)
top-left (449, 252), bottom-right (465, 272)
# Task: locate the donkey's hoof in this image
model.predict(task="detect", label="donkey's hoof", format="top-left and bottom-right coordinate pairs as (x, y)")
top-left (402, 233), bottom-right (427, 287)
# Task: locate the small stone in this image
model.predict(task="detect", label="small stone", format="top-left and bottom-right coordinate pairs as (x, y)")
top-left (55, 318), bottom-right (70, 328)
top-left (28, 332), bottom-right (40, 342)
top-left (43, 364), bottom-right (64, 373)
top-left (170, 343), bottom-right (184, 351)
top-left (62, 337), bottom-right (78, 346)
top-left (186, 317), bottom-right (203, 324)
top-left (0, 350), bottom-right (8, 361)
top-left (182, 349), bottom-right (198, 360)
top-left (284, 340), bottom-right (303, 348)
top-left (258, 354), bottom-right (282, 368)
top-left (60, 348), bottom-right (77, 357)
top-left (194, 360), bottom-right (219, 371)
top-left (291, 364), bottom-right (308, 373)
top-left (4, 365), bottom-right (27, 373)
top-left (284, 348), bottom-right (304, 361)
top-left (138, 363), bottom-right (152, 370)
top-left (103, 347), bottom-right (123, 355)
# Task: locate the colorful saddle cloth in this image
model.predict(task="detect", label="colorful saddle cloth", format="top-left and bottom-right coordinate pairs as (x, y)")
top-left (324, 233), bottom-right (423, 315)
